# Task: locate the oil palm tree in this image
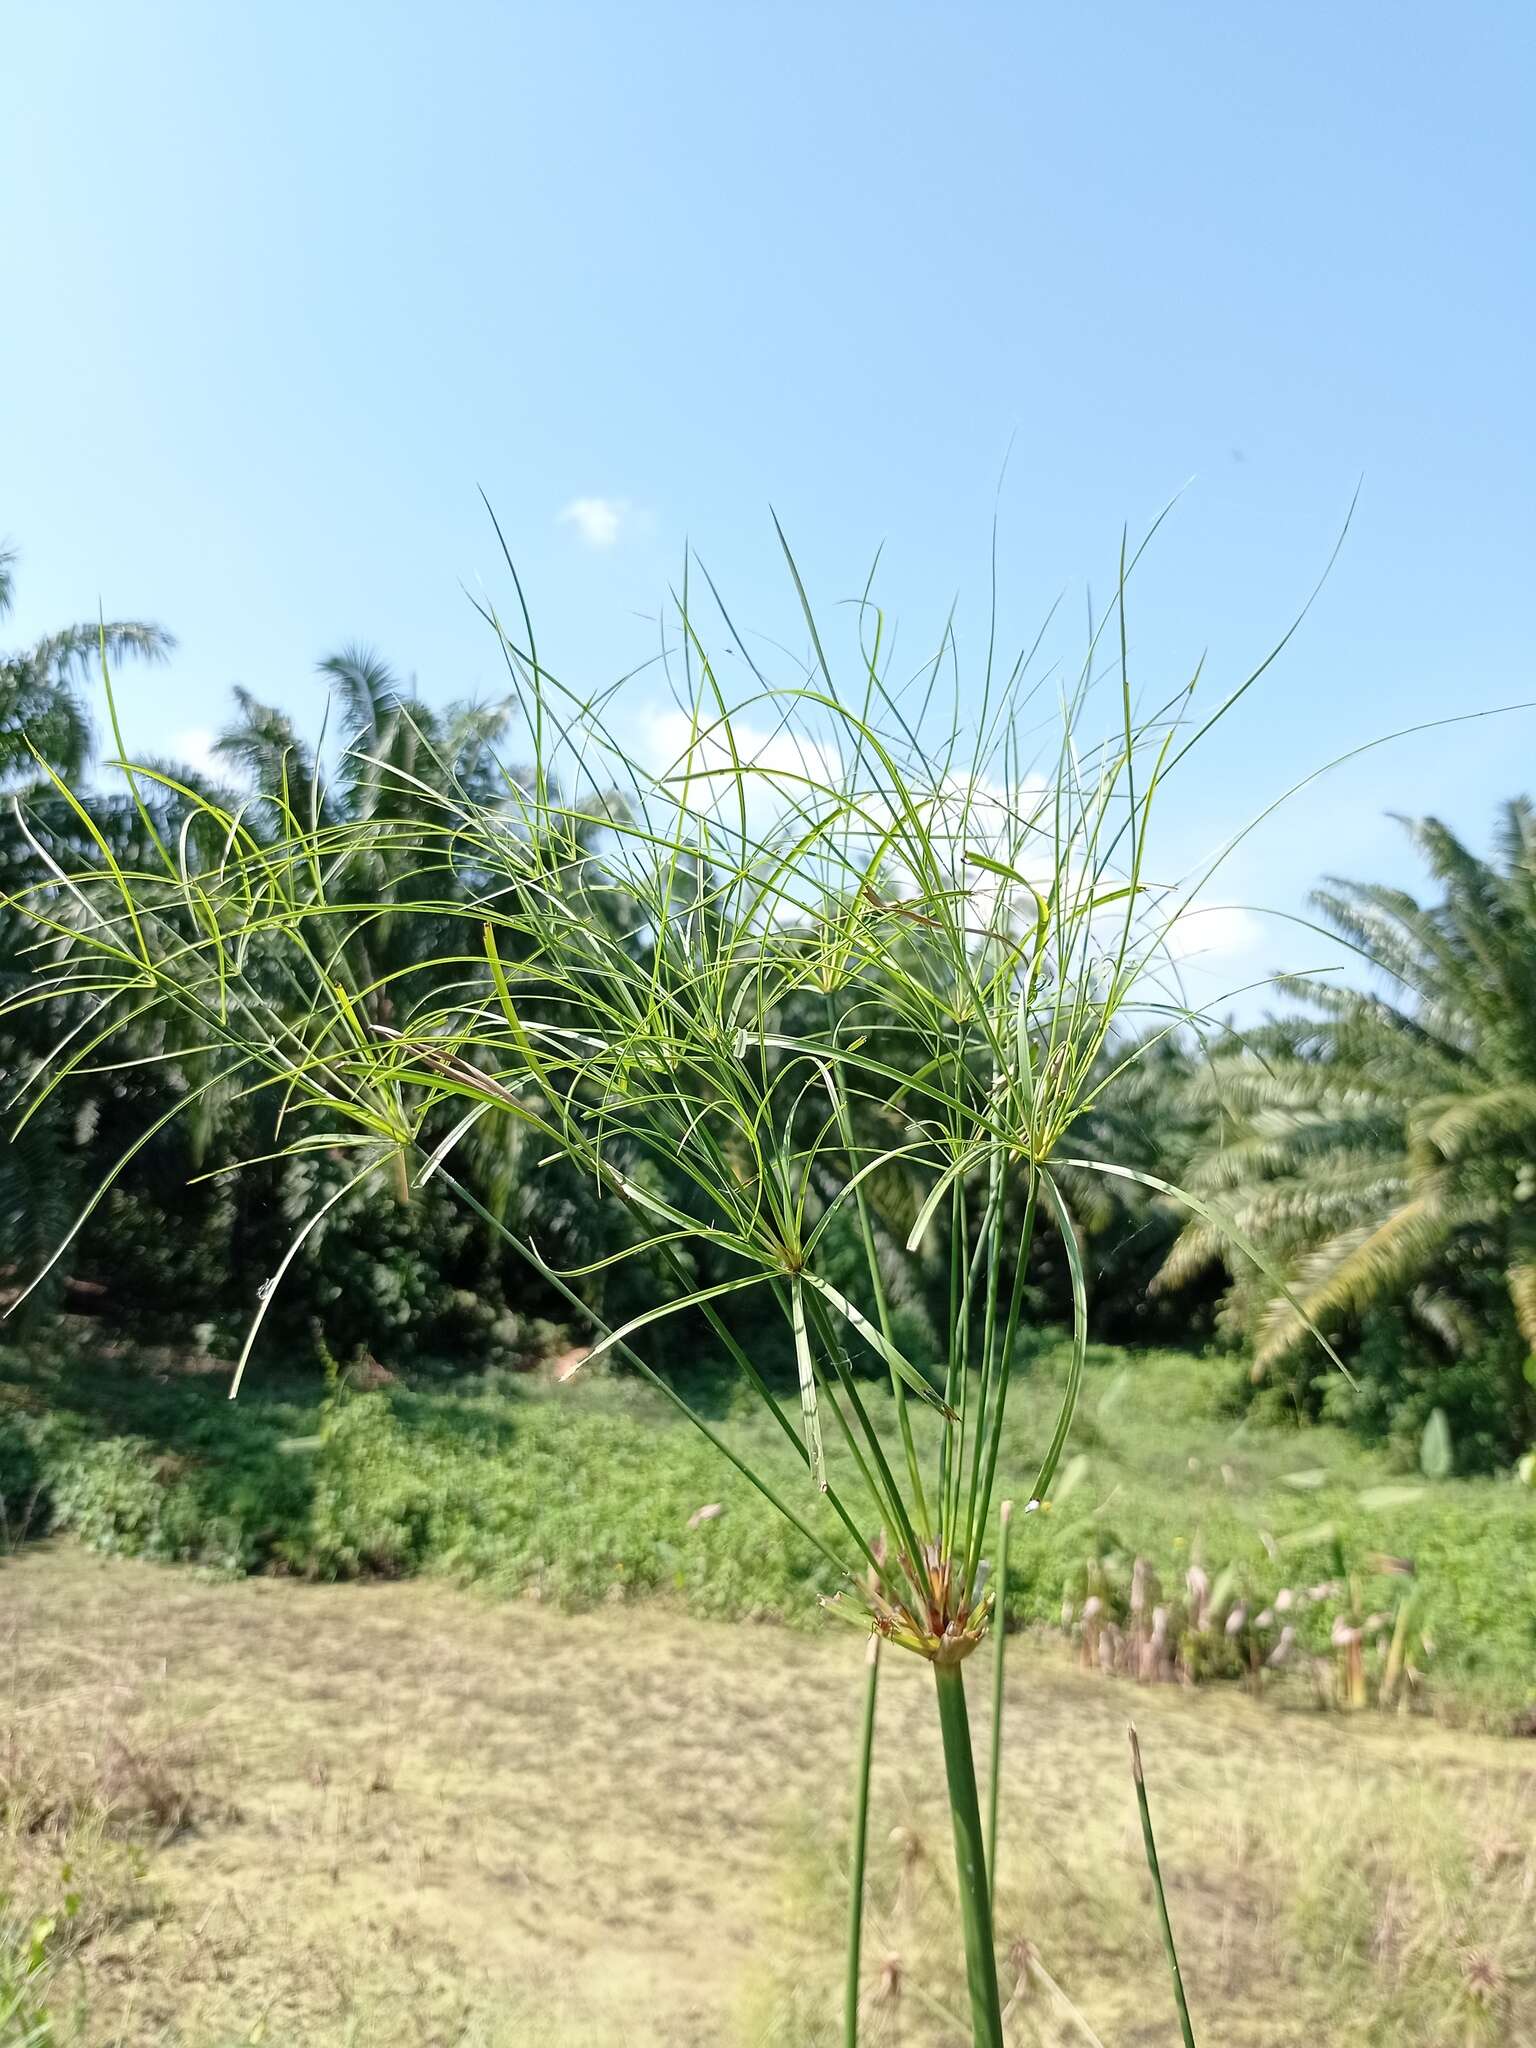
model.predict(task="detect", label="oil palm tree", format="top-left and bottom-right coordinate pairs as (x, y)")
top-left (1, 544), bottom-right (175, 1305)
top-left (0, 542), bottom-right (173, 786)
top-left (213, 651), bottom-right (635, 1315)
top-left (1159, 802), bottom-right (1536, 1450)
top-left (214, 645), bottom-right (523, 1053)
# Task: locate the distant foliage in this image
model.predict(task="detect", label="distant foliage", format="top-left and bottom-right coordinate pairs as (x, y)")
top-left (1, 545), bottom-right (174, 1329)
top-left (1, 596), bottom-right (615, 1366)
top-left (1159, 804), bottom-right (1536, 1465)
top-left (6, 548), bottom-right (1536, 1473)
top-left (1062, 1536), bottom-right (1432, 1711)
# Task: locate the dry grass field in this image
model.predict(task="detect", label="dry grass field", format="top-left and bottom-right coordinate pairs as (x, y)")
top-left (3, 1543), bottom-right (1534, 2047)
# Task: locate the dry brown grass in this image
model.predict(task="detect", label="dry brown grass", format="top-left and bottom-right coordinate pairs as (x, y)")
top-left (0, 1723), bottom-right (196, 1846)
top-left (1, 1542), bottom-right (1533, 2046)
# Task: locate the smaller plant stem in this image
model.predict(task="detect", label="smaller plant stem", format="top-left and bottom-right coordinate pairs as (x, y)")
top-left (965, 1183), bottom-right (1039, 1591)
top-left (440, 1170), bottom-right (857, 1578)
top-left (985, 1499), bottom-right (1012, 1910)
top-left (961, 1148), bottom-right (1006, 1550)
top-left (820, 1033), bottom-right (932, 1541)
top-left (844, 1634), bottom-right (881, 2048)
top-left (934, 1662), bottom-right (1005, 2048)
top-left (1128, 1723), bottom-right (1197, 2048)
top-left (803, 1289), bottom-right (929, 1606)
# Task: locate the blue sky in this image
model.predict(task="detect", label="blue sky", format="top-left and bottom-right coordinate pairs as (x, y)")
top-left (4, 2), bottom-right (1533, 1010)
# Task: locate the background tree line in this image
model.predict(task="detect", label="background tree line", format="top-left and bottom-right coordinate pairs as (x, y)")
top-left (3, 547), bottom-right (1534, 1470)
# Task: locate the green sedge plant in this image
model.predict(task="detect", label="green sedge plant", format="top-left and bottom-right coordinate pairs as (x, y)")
top-left (4, 516), bottom-right (1355, 2044)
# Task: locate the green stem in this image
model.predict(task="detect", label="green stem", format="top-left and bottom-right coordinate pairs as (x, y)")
top-left (965, 1178), bottom-right (1039, 1594)
top-left (1128, 1724), bottom-right (1197, 2048)
top-left (985, 1498), bottom-right (1012, 1909)
top-left (934, 1661), bottom-right (1005, 2048)
top-left (939, 1176), bottom-right (967, 1557)
top-left (821, 1009), bottom-right (932, 1543)
top-left (816, 1370), bottom-right (916, 1610)
top-left (438, 1169), bottom-right (858, 1580)
top-left (962, 1150), bottom-right (1006, 1568)
top-left (844, 1635), bottom-right (881, 2048)
top-left (803, 1289), bottom-right (932, 1616)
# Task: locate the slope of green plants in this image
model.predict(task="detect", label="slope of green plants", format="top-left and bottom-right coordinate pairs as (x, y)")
top-left (3, 1337), bottom-right (1531, 1727)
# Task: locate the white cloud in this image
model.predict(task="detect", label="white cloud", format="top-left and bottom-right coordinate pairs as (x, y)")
top-left (169, 727), bottom-right (218, 775)
top-left (558, 496), bottom-right (626, 548)
top-left (1163, 901), bottom-right (1262, 964)
top-left (639, 705), bottom-right (841, 815)
top-left (621, 703), bottom-right (1273, 999)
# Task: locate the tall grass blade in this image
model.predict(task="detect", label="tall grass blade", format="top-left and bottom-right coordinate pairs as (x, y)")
top-left (985, 1498), bottom-right (1011, 1908)
top-left (844, 1633), bottom-right (880, 2047)
top-left (1128, 1724), bottom-right (1198, 2048)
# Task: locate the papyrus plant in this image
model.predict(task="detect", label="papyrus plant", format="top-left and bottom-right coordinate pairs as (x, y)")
top-left (3, 529), bottom-right (1323, 2044)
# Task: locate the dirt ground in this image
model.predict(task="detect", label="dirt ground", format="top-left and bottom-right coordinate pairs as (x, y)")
top-left (3, 1544), bottom-right (1534, 2046)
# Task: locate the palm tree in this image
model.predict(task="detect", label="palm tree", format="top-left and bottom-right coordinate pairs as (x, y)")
top-left (2, 616), bottom-right (624, 1354)
top-left (212, 652), bottom-right (635, 1333)
top-left (1158, 802), bottom-right (1536, 1454)
top-left (1055, 1026), bottom-right (1222, 1345)
top-left (218, 642), bottom-right (532, 811)
top-left (0, 544), bottom-right (175, 1309)
top-left (214, 644), bottom-right (539, 1057)
top-left (0, 542), bottom-right (173, 786)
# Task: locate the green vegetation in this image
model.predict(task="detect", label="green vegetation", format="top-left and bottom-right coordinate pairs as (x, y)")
top-left (0, 543), bottom-right (173, 790)
top-left (1, 546), bottom-right (177, 1318)
top-left (5, 1339), bottom-right (1531, 1727)
top-left (0, 544), bottom-right (615, 1367)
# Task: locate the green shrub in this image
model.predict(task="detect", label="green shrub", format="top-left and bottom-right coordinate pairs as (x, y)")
top-left (1315, 1307), bottom-right (1534, 1474)
top-left (42, 1436), bottom-right (169, 1559)
top-left (0, 1415), bottom-right (47, 1547)
top-left (295, 1390), bottom-right (441, 1578)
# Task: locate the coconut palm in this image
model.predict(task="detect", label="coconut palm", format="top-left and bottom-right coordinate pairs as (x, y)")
top-left (1159, 802), bottom-right (1536, 1450)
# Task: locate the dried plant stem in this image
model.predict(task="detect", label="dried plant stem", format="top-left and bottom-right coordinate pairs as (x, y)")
top-left (1128, 1723), bottom-right (1197, 2047)
top-left (844, 1633), bottom-right (881, 2047)
top-left (985, 1498), bottom-right (1012, 1912)
top-left (935, 1662), bottom-right (1004, 2048)
top-left (1002, 1944), bottom-right (1110, 2047)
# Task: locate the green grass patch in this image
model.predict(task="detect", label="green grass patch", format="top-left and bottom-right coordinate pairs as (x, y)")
top-left (2, 1336), bottom-right (1532, 1725)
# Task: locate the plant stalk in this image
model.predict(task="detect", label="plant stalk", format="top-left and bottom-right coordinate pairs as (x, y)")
top-left (1128, 1724), bottom-right (1197, 2048)
top-left (934, 1661), bottom-right (1005, 2048)
top-left (985, 1498), bottom-right (1012, 1909)
top-left (844, 1634), bottom-right (881, 2047)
